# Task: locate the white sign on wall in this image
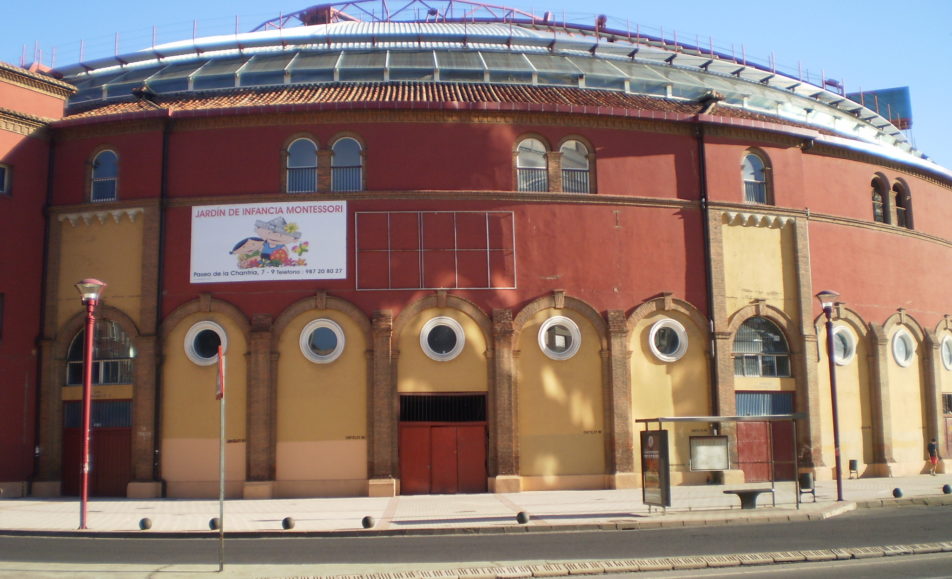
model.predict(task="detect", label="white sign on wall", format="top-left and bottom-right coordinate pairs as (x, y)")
top-left (190, 201), bottom-right (347, 284)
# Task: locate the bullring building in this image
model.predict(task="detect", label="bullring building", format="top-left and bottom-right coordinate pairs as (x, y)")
top-left (1, 0), bottom-right (951, 499)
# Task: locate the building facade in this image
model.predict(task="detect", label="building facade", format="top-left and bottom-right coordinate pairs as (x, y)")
top-left (2, 1), bottom-right (951, 499)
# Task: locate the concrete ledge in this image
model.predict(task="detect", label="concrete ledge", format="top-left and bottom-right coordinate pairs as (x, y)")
top-left (368, 478), bottom-right (397, 497)
top-left (242, 481), bottom-right (274, 500)
top-left (30, 481), bottom-right (60, 497)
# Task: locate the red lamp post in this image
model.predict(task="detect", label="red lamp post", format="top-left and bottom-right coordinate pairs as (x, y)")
top-left (74, 278), bottom-right (106, 529)
top-left (816, 289), bottom-right (844, 502)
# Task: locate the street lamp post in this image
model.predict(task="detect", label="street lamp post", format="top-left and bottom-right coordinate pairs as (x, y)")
top-left (816, 289), bottom-right (844, 502)
top-left (75, 278), bottom-right (106, 529)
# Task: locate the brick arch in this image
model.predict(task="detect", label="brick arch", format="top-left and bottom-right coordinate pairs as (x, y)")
top-left (160, 294), bottom-right (250, 344)
top-left (272, 291), bottom-right (372, 351)
top-left (882, 310), bottom-right (926, 344)
top-left (512, 291), bottom-right (607, 350)
top-left (626, 293), bottom-right (708, 337)
top-left (56, 303), bottom-right (141, 362)
top-left (727, 302), bottom-right (798, 353)
top-left (392, 291), bottom-right (492, 352)
top-left (812, 304), bottom-right (869, 340)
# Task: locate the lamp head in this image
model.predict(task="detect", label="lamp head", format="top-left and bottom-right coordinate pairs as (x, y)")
top-left (815, 289), bottom-right (840, 309)
top-left (75, 278), bottom-right (107, 303)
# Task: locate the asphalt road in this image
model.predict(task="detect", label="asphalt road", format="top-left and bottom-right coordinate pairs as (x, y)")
top-left (1, 505), bottom-right (950, 567)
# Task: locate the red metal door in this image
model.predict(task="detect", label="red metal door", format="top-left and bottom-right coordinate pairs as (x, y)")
top-left (399, 425), bottom-right (431, 494)
top-left (736, 422), bottom-right (770, 482)
top-left (61, 427), bottom-right (131, 497)
top-left (456, 425), bottom-right (487, 493)
top-left (430, 427), bottom-right (459, 494)
top-left (771, 421), bottom-right (796, 481)
top-left (398, 423), bottom-right (487, 494)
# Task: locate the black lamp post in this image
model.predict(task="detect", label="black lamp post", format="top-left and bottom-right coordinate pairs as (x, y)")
top-left (75, 278), bottom-right (106, 529)
top-left (816, 289), bottom-right (844, 502)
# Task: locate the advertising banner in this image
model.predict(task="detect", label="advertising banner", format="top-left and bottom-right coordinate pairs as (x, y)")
top-left (640, 429), bottom-right (671, 507)
top-left (190, 201), bottom-right (347, 284)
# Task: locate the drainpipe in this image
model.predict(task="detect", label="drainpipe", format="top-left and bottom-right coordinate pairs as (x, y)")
top-left (696, 123), bottom-right (721, 419)
top-left (31, 130), bottom-right (57, 490)
top-left (152, 112), bottom-right (171, 490)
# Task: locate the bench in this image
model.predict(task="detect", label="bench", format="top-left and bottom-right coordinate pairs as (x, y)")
top-left (723, 488), bottom-right (774, 510)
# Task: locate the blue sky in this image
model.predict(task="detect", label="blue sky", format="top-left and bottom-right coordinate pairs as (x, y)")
top-left (5, 1), bottom-right (950, 168)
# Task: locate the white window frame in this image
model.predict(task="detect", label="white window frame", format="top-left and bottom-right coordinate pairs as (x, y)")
top-left (648, 318), bottom-right (688, 363)
top-left (891, 328), bottom-right (915, 368)
top-left (941, 336), bottom-right (952, 372)
top-left (538, 315), bottom-right (581, 360)
top-left (299, 318), bottom-right (345, 364)
top-left (184, 321), bottom-right (227, 366)
top-left (420, 316), bottom-right (465, 362)
top-left (832, 325), bottom-right (856, 366)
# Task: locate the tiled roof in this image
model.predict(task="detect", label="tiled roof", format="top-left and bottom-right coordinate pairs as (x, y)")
top-left (61, 82), bottom-right (812, 133)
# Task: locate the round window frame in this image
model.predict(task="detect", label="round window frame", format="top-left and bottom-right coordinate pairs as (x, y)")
top-left (299, 319), bottom-right (345, 364)
top-left (184, 321), bottom-right (227, 366)
top-left (941, 336), bottom-right (952, 372)
top-left (832, 325), bottom-right (856, 366)
top-left (420, 316), bottom-right (465, 362)
top-left (892, 328), bottom-right (915, 368)
top-left (538, 316), bottom-right (581, 361)
top-left (648, 319), bottom-right (688, 363)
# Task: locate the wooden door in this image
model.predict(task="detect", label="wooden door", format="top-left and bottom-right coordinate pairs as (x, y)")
top-left (430, 427), bottom-right (459, 494)
top-left (771, 421), bottom-right (796, 481)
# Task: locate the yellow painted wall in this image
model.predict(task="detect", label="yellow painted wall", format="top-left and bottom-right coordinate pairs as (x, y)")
top-left (630, 312), bottom-right (710, 475)
top-left (722, 224), bottom-right (798, 319)
top-left (56, 216), bottom-right (143, 329)
top-left (815, 324), bottom-right (874, 472)
top-left (886, 328), bottom-right (927, 473)
top-left (396, 309), bottom-right (488, 393)
top-left (275, 311), bottom-right (367, 487)
top-left (518, 309), bottom-right (605, 480)
top-left (161, 313), bottom-right (247, 492)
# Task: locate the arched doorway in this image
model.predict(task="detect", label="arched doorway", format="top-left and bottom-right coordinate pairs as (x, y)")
top-left (61, 319), bottom-right (134, 497)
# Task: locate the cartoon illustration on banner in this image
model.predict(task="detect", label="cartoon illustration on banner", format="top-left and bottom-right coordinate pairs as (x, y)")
top-left (191, 201), bottom-right (346, 283)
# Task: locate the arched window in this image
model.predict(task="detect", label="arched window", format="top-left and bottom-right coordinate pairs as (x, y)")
top-left (892, 182), bottom-right (911, 229)
top-left (66, 319), bottom-right (135, 385)
top-left (742, 153), bottom-right (769, 204)
top-left (286, 138), bottom-right (318, 193)
top-left (331, 137), bottom-right (363, 192)
top-left (560, 140), bottom-right (590, 193)
top-left (871, 177), bottom-right (887, 223)
top-left (516, 138), bottom-right (548, 192)
top-left (733, 317), bottom-right (790, 377)
top-left (91, 150), bottom-right (118, 202)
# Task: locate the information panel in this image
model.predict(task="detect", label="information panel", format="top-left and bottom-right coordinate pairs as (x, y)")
top-left (690, 435), bottom-right (730, 471)
top-left (190, 201), bottom-right (347, 283)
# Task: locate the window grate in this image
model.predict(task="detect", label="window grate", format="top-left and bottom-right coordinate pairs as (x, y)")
top-left (400, 394), bottom-right (486, 422)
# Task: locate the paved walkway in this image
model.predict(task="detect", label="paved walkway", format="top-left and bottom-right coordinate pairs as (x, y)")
top-left (1, 474), bottom-right (951, 578)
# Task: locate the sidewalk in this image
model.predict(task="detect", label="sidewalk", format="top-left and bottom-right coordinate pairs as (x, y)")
top-left (1, 474), bottom-right (951, 578)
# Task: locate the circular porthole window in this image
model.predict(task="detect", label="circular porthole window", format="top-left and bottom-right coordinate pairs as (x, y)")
top-left (832, 326), bottom-right (856, 366)
top-left (184, 321), bottom-right (227, 366)
top-left (299, 319), bottom-right (345, 364)
top-left (648, 319), bottom-right (688, 362)
top-left (892, 329), bottom-right (915, 368)
top-left (420, 316), bottom-right (465, 361)
top-left (941, 336), bottom-right (952, 371)
top-left (538, 316), bottom-right (581, 360)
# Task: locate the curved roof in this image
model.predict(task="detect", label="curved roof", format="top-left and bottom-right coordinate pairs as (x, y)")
top-left (54, 0), bottom-right (935, 170)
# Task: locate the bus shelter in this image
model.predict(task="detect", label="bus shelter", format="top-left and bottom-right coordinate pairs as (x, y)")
top-left (635, 414), bottom-right (808, 510)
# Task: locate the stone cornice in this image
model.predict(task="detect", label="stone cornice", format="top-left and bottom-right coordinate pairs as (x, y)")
top-left (0, 62), bottom-right (74, 99)
top-left (56, 207), bottom-right (144, 226)
top-left (0, 107), bottom-right (51, 136)
top-left (161, 189), bottom-right (699, 211)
